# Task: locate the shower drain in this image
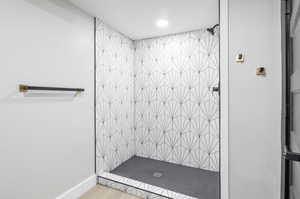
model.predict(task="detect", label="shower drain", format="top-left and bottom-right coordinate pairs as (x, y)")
top-left (153, 172), bottom-right (163, 178)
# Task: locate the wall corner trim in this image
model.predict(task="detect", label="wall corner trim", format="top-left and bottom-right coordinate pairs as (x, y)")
top-left (220, 0), bottom-right (229, 198)
top-left (55, 175), bottom-right (97, 199)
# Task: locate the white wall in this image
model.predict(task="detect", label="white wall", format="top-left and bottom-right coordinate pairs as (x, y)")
top-left (0, 1), bottom-right (94, 199)
top-left (228, 0), bottom-right (282, 199)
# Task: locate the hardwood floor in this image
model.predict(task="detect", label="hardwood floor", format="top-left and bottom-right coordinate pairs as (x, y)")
top-left (80, 185), bottom-right (141, 199)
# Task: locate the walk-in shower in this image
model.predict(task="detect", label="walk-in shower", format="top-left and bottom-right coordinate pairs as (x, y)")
top-left (95, 17), bottom-right (220, 198)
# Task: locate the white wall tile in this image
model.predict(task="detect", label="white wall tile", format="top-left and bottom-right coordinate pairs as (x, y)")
top-left (96, 20), bottom-right (220, 173)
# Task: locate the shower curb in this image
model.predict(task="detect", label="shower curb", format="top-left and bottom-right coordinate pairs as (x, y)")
top-left (97, 172), bottom-right (197, 199)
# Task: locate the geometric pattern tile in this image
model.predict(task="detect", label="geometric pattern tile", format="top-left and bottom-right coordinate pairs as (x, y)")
top-left (134, 31), bottom-right (219, 171)
top-left (96, 20), bottom-right (135, 174)
top-left (96, 19), bottom-right (219, 175)
top-left (98, 172), bottom-right (197, 199)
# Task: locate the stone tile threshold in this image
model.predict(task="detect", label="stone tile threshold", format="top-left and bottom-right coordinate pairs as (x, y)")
top-left (98, 172), bottom-right (197, 199)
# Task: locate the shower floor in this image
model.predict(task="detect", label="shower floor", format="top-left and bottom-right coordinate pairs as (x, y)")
top-left (111, 156), bottom-right (219, 199)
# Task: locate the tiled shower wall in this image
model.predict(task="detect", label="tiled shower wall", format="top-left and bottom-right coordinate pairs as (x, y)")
top-left (96, 20), bottom-right (219, 174)
top-left (134, 32), bottom-right (219, 171)
top-left (95, 21), bottom-right (135, 173)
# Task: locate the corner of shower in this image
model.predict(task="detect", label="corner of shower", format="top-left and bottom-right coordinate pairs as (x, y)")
top-left (95, 18), bottom-right (220, 199)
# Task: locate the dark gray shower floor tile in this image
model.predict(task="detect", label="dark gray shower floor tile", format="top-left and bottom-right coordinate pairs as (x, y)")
top-left (111, 156), bottom-right (219, 199)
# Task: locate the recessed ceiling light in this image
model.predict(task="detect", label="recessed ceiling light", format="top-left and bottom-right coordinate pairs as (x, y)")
top-left (156, 19), bottom-right (169, 28)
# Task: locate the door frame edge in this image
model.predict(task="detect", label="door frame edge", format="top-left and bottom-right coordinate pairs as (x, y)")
top-left (220, 0), bottom-right (229, 199)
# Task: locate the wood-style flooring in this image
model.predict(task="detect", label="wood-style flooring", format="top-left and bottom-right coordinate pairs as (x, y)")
top-left (80, 185), bottom-right (141, 199)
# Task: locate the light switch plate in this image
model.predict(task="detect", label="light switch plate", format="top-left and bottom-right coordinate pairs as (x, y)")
top-left (256, 67), bottom-right (266, 75)
top-left (236, 53), bottom-right (244, 63)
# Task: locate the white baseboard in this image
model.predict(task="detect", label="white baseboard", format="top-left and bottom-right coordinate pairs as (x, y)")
top-left (56, 174), bottom-right (97, 199)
